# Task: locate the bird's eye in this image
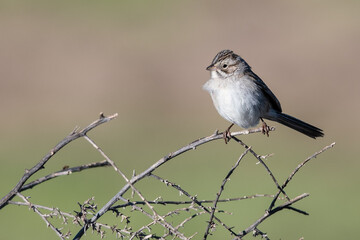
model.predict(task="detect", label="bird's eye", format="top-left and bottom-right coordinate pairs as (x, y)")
top-left (222, 64), bottom-right (228, 69)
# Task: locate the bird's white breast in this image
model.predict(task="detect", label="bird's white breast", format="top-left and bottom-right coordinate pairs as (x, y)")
top-left (203, 75), bottom-right (264, 129)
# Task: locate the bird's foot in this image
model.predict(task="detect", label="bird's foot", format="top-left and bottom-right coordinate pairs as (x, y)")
top-left (261, 118), bottom-right (270, 137)
top-left (223, 130), bottom-right (231, 144)
top-left (223, 123), bottom-right (234, 144)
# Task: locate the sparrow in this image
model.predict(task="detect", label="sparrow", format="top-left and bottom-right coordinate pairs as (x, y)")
top-left (203, 50), bottom-right (324, 143)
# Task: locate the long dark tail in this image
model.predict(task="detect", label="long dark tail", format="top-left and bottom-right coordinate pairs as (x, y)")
top-left (266, 112), bottom-right (324, 139)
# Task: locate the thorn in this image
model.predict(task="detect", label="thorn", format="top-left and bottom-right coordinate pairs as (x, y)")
top-left (70, 126), bottom-right (80, 135)
top-left (62, 165), bottom-right (69, 170)
top-left (99, 112), bottom-right (105, 119)
top-left (260, 153), bottom-right (274, 160)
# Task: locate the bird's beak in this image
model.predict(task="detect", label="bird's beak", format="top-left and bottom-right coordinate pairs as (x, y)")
top-left (206, 64), bottom-right (216, 71)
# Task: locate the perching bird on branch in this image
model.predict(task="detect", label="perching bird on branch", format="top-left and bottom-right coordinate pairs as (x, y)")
top-left (203, 50), bottom-right (324, 143)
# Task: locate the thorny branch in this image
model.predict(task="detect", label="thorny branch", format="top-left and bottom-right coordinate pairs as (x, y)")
top-left (268, 142), bottom-right (336, 210)
top-left (203, 147), bottom-right (250, 240)
top-left (0, 113), bottom-right (118, 210)
top-left (110, 193), bottom-right (274, 209)
top-left (17, 193), bottom-right (67, 240)
top-left (83, 134), bottom-right (189, 239)
top-left (150, 174), bottom-right (238, 236)
top-left (21, 160), bottom-right (110, 192)
top-left (234, 142), bottom-right (335, 238)
top-left (237, 193), bottom-right (310, 238)
top-left (73, 126), bottom-right (275, 240)
top-left (0, 113), bottom-right (336, 240)
top-left (231, 136), bottom-right (290, 201)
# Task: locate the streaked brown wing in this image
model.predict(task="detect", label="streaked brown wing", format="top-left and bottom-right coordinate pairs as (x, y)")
top-left (246, 70), bottom-right (282, 112)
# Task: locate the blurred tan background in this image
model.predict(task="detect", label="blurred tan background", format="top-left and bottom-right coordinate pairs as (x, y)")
top-left (0, 0), bottom-right (359, 239)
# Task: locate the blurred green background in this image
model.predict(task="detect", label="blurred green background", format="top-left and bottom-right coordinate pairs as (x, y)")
top-left (0, 0), bottom-right (359, 239)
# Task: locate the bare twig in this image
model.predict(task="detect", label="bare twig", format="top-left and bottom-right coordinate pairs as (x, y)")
top-left (231, 136), bottom-right (290, 201)
top-left (176, 211), bottom-right (205, 231)
top-left (110, 194), bottom-right (274, 209)
top-left (203, 148), bottom-right (250, 240)
top-left (9, 200), bottom-right (74, 219)
top-left (162, 208), bottom-right (206, 239)
top-left (252, 228), bottom-right (269, 240)
top-left (129, 221), bottom-right (157, 240)
top-left (130, 206), bottom-right (204, 240)
top-left (84, 135), bottom-right (189, 239)
top-left (151, 174), bottom-right (238, 237)
top-left (21, 160), bottom-right (110, 191)
top-left (17, 193), bottom-right (66, 240)
top-left (0, 113), bottom-right (118, 210)
top-left (268, 142), bottom-right (336, 210)
top-left (237, 193), bottom-right (310, 238)
top-left (116, 196), bottom-right (189, 240)
top-left (9, 199), bottom-right (132, 239)
top-left (285, 206), bottom-right (309, 215)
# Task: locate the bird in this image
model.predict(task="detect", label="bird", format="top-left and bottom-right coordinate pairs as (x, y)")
top-left (203, 49), bottom-right (324, 143)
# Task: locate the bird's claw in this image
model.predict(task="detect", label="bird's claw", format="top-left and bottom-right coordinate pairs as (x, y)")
top-left (223, 123), bottom-right (234, 144)
top-left (261, 119), bottom-right (270, 137)
top-left (223, 130), bottom-right (232, 144)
